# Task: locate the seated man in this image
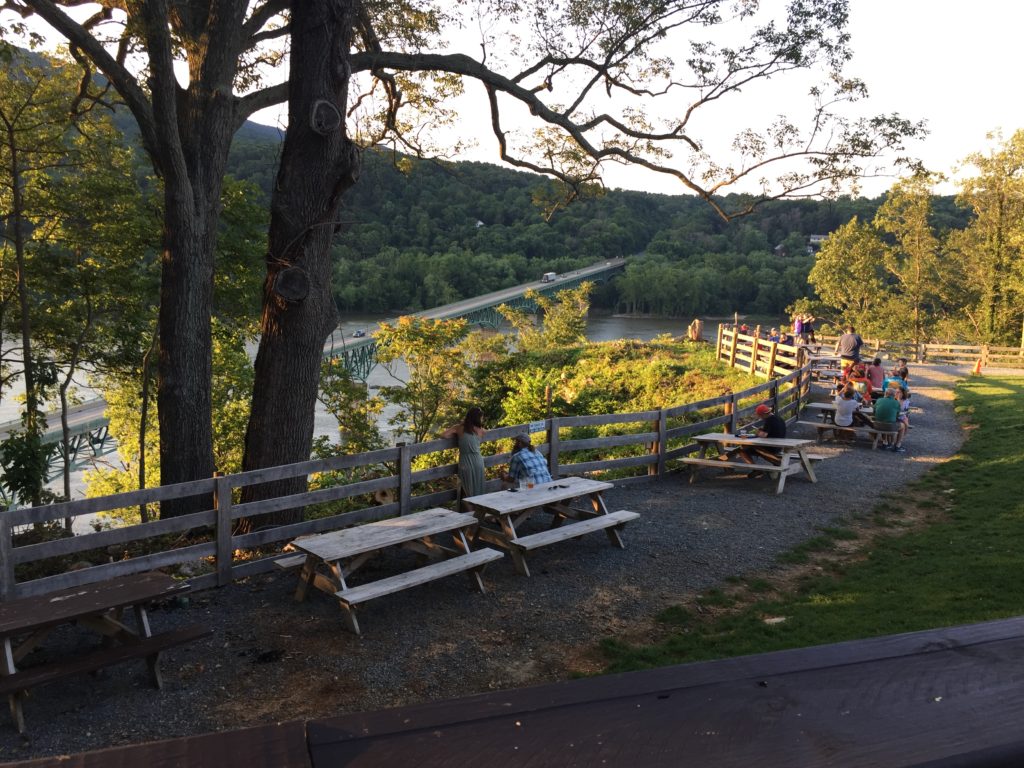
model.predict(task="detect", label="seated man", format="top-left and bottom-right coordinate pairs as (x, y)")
top-left (872, 389), bottom-right (907, 452)
top-left (738, 403), bottom-right (787, 469)
top-left (503, 434), bottom-right (553, 486)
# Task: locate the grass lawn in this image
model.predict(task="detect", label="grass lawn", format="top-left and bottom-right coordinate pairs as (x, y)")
top-left (600, 374), bottom-right (1024, 673)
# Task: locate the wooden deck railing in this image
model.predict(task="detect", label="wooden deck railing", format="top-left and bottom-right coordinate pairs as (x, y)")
top-left (1, 365), bottom-right (813, 601)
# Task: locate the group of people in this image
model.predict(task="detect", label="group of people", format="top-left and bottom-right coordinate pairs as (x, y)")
top-left (831, 347), bottom-right (912, 453)
top-left (736, 312), bottom-right (817, 347)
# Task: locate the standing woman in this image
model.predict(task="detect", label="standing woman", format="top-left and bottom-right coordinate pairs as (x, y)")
top-left (442, 407), bottom-right (486, 500)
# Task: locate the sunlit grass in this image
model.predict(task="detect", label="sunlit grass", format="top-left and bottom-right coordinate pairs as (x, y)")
top-left (601, 375), bottom-right (1024, 674)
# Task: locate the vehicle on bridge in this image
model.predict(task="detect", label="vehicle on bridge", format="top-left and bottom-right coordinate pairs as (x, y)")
top-left (351, 329), bottom-right (367, 338)
top-left (541, 272), bottom-right (557, 283)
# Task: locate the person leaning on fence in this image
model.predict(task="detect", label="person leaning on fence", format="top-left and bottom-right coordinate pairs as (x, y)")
top-left (442, 407), bottom-right (487, 500)
top-left (503, 434), bottom-right (553, 486)
top-left (872, 388), bottom-right (907, 453)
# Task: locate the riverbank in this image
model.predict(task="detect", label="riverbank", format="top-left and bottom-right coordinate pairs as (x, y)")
top-left (0, 364), bottom-right (971, 762)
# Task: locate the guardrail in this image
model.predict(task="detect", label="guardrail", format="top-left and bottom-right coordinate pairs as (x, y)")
top-left (1, 364), bottom-right (813, 601)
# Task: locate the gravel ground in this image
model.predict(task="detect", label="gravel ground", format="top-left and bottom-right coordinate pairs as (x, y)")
top-left (0, 364), bottom-right (982, 762)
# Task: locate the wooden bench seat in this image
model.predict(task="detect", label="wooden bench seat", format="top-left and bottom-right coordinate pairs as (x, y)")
top-left (510, 510), bottom-right (639, 551)
top-left (336, 548), bottom-right (503, 607)
top-left (2, 624), bottom-right (211, 732)
top-left (798, 420), bottom-right (891, 449)
top-left (274, 554), bottom-right (307, 570)
top-left (680, 457), bottom-right (785, 475)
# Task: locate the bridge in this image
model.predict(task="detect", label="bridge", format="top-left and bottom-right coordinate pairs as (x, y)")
top-left (325, 257), bottom-right (627, 379)
top-left (1, 258), bottom-right (628, 490)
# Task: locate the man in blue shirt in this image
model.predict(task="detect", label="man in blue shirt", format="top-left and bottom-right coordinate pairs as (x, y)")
top-left (504, 434), bottom-right (553, 485)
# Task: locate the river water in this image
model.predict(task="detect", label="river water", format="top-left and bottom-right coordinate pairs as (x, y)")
top-left (8, 314), bottom-right (705, 505)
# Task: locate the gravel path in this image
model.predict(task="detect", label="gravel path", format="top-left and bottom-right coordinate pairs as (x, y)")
top-left (0, 364), bottom-right (979, 762)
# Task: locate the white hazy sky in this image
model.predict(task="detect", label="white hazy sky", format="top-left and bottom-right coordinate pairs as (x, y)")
top-left (15, 1), bottom-right (1023, 200)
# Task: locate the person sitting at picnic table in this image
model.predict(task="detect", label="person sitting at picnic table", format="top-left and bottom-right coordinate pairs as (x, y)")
top-left (503, 434), bottom-right (553, 486)
top-left (845, 363), bottom-right (874, 405)
top-left (835, 324), bottom-right (863, 364)
top-left (737, 404), bottom-right (787, 471)
top-left (778, 331), bottom-right (792, 345)
top-left (767, 327), bottom-right (781, 342)
top-left (883, 368), bottom-right (911, 400)
top-left (442, 407), bottom-right (487, 501)
top-left (865, 357), bottom-right (886, 391)
top-left (834, 384), bottom-right (872, 428)
top-left (872, 388), bottom-right (907, 452)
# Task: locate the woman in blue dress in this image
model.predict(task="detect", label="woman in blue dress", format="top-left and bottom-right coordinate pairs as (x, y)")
top-left (442, 407), bottom-right (486, 501)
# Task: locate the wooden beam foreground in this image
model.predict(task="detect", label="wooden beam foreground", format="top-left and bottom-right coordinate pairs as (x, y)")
top-left (14, 616), bottom-right (1024, 767)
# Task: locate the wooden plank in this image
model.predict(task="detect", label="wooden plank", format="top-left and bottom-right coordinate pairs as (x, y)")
top-left (7, 479), bottom-right (218, 527)
top-left (12, 545), bottom-right (212, 600)
top-left (680, 457), bottom-right (784, 474)
top-left (0, 624), bottom-right (211, 696)
top-left (398, 443), bottom-right (412, 515)
top-left (12, 509), bottom-right (216, 565)
top-left (511, 511), bottom-right (639, 551)
top-left (552, 409), bottom-right (661, 428)
top-left (336, 549), bottom-right (503, 606)
top-left (0, 515), bottom-right (13, 601)
top-left (665, 393), bottom-right (731, 417)
top-left (463, 477), bottom-right (612, 515)
top-left (558, 431), bottom-right (657, 452)
top-left (0, 572), bottom-right (187, 636)
top-left (552, 453), bottom-right (654, 474)
top-left (228, 448), bottom-right (399, 490)
top-left (230, 473), bottom-right (398, 521)
top-left (274, 554), bottom-right (307, 570)
top-left (13, 721), bottom-right (312, 768)
top-left (292, 509), bottom-right (477, 562)
top-left (232, 504), bottom-right (398, 550)
top-left (215, 474), bottom-right (233, 587)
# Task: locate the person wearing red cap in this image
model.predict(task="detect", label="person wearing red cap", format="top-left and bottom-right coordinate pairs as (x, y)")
top-left (738, 403), bottom-right (787, 471)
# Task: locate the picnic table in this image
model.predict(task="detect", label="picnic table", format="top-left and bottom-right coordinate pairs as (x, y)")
top-left (0, 571), bottom-right (209, 733)
top-left (461, 476), bottom-right (639, 577)
top-left (681, 433), bottom-right (821, 495)
top-left (285, 508), bottom-right (502, 635)
top-left (802, 401), bottom-right (874, 424)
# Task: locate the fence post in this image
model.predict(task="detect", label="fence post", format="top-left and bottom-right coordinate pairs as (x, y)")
top-left (214, 473), bottom-right (233, 587)
top-left (398, 442), bottom-right (412, 515)
top-left (655, 409), bottom-right (667, 477)
top-left (0, 514), bottom-right (14, 600)
top-left (548, 418), bottom-right (561, 478)
top-left (766, 341), bottom-right (779, 378)
top-left (724, 392), bottom-right (736, 434)
top-left (749, 336), bottom-right (759, 375)
top-left (715, 324), bottom-right (724, 359)
top-left (981, 344), bottom-right (990, 367)
top-left (771, 379), bottom-right (780, 415)
top-left (729, 330), bottom-right (739, 367)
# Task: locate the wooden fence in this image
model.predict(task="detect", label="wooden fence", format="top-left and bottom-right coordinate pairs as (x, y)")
top-left (718, 325), bottom-right (1024, 372)
top-left (1, 366), bottom-right (814, 601)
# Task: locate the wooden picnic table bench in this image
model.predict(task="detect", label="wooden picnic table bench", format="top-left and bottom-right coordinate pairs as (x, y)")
top-left (284, 508), bottom-right (502, 635)
top-left (683, 433), bottom-right (822, 495)
top-left (797, 420), bottom-right (894, 449)
top-left (0, 571), bottom-right (210, 733)
top-left (462, 476), bottom-right (638, 577)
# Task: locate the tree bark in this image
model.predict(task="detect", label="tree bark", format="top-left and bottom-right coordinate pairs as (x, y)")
top-left (241, 0), bottom-right (360, 527)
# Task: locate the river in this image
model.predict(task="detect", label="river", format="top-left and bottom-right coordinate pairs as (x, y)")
top-left (8, 314), bottom-right (704, 506)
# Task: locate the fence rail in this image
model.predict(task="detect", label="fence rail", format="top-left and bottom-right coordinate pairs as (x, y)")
top-left (1, 363), bottom-right (813, 601)
top-left (718, 325), bottom-right (1024, 371)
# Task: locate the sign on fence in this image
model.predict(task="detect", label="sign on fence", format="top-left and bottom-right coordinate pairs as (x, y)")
top-left (529, 420), bottom-right (546, 433)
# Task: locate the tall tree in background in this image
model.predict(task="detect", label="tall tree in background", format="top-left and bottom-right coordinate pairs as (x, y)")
top-left (873, 173), bottom-right (943, 347)
top-left (3, 1), bottom-right (924, 518)
top-left (807, 217), bottom-right (889, 333)
top-left (946, 131), bottom-right (1024, 344)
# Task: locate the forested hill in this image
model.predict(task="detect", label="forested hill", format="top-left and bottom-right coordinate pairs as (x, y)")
top-left (226, 123), bottom-right (968, 317)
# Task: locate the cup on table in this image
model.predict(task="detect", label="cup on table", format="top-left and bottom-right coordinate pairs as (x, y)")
top-left (526, 476), bottom-right (535, 490)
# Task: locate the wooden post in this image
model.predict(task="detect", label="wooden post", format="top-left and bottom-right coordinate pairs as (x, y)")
top-left (398, 442), bottom-right (412, 515)
top-left (214, 473), bottom-right (233, 587)
top-left (545, 385), bottom-right (552, 419)
top-left (982, 344), bottom-right (990, 367)
top-left (749, 336), bottom-right (759, 375)
top-left (729, 330), bottom-right (739, 368)
top-left (0, 514), bottom-right (13, 600)
top-left (655, 409), bottom-right (668, 477)
top-left (548, 417), bottom-right (561, 478)
top-left (715, 323), bottom-right (724, 359)
top-left (771, 379), bottom-right (780, 416)
top-left (724, 393), bottom-right (736, 434)
top-left (766, 341), bottom-right (779, 378)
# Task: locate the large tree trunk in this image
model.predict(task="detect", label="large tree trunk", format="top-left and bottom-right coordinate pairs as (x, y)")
top-left (149, 2), bottom-right (245, 518)
top-left (240, 1), bottom-right (360, 527)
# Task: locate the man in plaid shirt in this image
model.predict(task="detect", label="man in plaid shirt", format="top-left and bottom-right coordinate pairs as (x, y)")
top-left (504, 434), bottom-right (553, 485)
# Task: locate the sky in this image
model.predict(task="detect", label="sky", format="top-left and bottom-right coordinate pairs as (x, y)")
top-left (11, 1), bottom-right (1023, 200)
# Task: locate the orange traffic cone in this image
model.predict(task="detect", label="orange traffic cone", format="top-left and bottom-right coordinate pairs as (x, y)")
top-left (972, 358), bottom-right (983, 375)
